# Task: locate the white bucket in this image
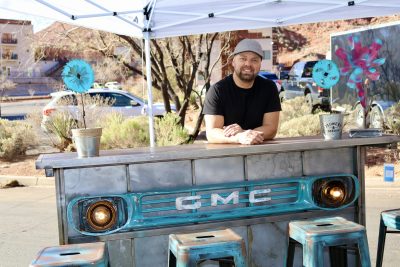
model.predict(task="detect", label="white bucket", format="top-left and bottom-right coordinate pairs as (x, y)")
top-left (319, 113), bottom-right (344, 140)
top-left (71, 127), bottom-right (102, 158)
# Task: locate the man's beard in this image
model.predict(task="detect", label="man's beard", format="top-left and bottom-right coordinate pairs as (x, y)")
top-left (234, 68), bottom-right (257, 82)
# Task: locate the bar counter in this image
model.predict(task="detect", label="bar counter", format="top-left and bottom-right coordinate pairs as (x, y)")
top-left (36, 134), bottom-right (400, 267)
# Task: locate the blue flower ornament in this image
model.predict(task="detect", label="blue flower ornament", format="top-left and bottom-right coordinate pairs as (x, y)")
top-left (62, 59), bottom-right (94, 93)
top-left (312, 60), bottom-right (340, 89)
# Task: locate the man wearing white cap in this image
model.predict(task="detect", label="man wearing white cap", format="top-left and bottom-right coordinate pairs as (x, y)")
top-left (203, 39), bottom-right (281, 145)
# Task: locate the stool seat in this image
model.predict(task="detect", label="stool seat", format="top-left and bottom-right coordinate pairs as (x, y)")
top-left (289, 216), bottom-right (365, 240)
top-left (168, 229), bottom-right (247, 267)
top-left (376, 209), bottom-right (400, 267)
top-left (381, 209), bottom-right (400, 229)
top-left (286, 217), bottom-right (371, 267)
top-left (30, 242), bottom-right (108, 267)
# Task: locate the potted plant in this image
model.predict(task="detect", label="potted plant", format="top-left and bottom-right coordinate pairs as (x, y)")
top-left (62, 59), bottom-right (102, 158)
top-left (310, 59), bottom-right (345, 140)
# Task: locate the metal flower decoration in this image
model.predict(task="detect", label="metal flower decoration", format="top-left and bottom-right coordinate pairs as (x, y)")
top-left (335, 36), bottom-right (385, 108)
top-left (62, 59), bottom-right (94, 93)
top-left (312, 60), bottom-right (340, 89)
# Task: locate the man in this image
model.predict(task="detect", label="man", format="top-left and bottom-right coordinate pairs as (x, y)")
top-left (203, 39), bottom-right (281, 145)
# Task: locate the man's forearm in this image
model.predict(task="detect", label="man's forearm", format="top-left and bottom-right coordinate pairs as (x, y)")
top-left (253, 125), bottom-right (278, 140)
top-left (206, 128), bottom-right (240, 144)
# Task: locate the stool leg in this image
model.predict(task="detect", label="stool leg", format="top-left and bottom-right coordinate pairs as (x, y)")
top-left (358, 234), bottom-right (371, 267)
top-left (303, 241), bottom-right (324, 267)
top-left (286, 238), bottom-right (296, 267)
top-left (168, 251), bottom-right (177, 267)
top-left (232, 253), bottom-right (247, 267)
top-left (376, 216), bottom-right (387, 267)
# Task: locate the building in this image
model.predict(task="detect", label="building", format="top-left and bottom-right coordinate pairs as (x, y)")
top-left (0, 19), bottom-right (34, 78)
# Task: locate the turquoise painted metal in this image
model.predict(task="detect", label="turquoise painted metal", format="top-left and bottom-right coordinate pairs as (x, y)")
top-left (286, 216), bottom-right (371, 267)
top-left (376, 209), bottom-right (400, 267)
top-left (29, 242), bottom-right (108, 267)
top-left (67, 174), bottom-right (359, 236)
top-left (168, 229), bottom-right (247, 267)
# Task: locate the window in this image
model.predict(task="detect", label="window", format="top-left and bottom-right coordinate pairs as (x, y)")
top-left (263, 50), bottom-right (271, 60)
top-left (94, 93), bottom-right (140, 107)
top-left (302, 61), bottom-right (317, 78)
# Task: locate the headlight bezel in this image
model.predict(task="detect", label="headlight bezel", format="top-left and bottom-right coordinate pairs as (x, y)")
top-left (312, 176), bottom-right (357, 209)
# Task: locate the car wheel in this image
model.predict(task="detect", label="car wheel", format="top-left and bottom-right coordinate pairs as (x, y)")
top-left (354, 103), bottom-right (365, 128)
top-left (305, 93), bottom-right (314, 113)
top-left (369, 106), bottom-right (384, 129)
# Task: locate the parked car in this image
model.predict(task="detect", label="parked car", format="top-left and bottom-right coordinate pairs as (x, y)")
top-left (105, 81), bottom-right (122, 90)
top-left (258, 71), bottom-right (282, 93)
top-left (41, 89), bottom-right (175, 131)
top-left (278, 70), bottom-right (290, 80)
top-left (281, 61), bottom-right (331, 113)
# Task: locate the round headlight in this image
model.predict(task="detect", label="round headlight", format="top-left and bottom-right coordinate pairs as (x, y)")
top-left (86, 200), bottom-right (117, 231)
top-left (320, 181), bottom-right (347, 207)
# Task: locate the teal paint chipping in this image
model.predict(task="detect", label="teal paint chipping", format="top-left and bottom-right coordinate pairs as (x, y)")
top-left (67, 174), bottom-right (359, 236)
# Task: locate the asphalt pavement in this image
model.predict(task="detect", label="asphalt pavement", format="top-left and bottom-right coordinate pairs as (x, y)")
top-left (0, 176), bottom-right (400, 267)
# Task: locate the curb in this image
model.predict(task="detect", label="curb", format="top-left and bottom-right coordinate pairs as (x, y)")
top-left (3, 95), bottom-right (51, 102)
top-left (0, 175), bottom-right (54, 187)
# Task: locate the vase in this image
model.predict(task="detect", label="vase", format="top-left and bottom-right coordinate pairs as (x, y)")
top-left (71, 127), bottom-right (102, 158)
top-left (319, 113), bottom-right (344, 140)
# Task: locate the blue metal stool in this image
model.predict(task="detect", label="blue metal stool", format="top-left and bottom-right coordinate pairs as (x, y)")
top-left (376, 209), bottom-right (400, 267)
top-left (286, 217), bottom-right (371, 267)
top-left (168, 228), bottom-right (247, 267)
top-left (30, 242), bottom-right (108, 267)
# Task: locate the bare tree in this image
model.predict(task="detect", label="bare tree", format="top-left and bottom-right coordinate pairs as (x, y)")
top-left (35, 24), bottom-right (233, 140)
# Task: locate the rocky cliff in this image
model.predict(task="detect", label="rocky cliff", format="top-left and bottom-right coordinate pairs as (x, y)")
top-left (276, 14), bottom-right (400, 67)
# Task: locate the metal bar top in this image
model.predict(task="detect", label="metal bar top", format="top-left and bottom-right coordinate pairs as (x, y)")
top-left (36, 134), bottom-right (400, 170)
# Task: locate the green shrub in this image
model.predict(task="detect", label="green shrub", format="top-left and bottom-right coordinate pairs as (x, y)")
top-left (100, 113), bottom-right (149, 149)
top-left (0, 119), bottom-right (37, 160)
top-left (155, 113), bottom-right (189, 146)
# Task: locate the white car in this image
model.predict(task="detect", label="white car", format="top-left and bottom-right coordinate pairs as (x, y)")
top-left (105, 81), bottom-right (122, 90)
top-left (41, 89), bottom-right (175, 130)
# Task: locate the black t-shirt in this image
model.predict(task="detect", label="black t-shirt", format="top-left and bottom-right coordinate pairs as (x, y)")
top-left (203, 74), bottom-right (281, 130)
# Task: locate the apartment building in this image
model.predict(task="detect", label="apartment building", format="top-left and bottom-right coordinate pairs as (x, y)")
top-left (0, 19), bottom-right (34, 77)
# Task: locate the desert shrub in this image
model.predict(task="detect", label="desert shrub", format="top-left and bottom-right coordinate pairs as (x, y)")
top-left (0, 119), bottom-right (37, 160)
top-left (278, 114), bottom-right (321, 137)
top-left (155, 113), bottom-right (189, 146)
top-left (44, 111), bottom-right (78, 151)
top-left (280, 97), bottom-right (310, 122)
top-left (100, 113), bottom-right (149, 149)
top-left (385, 101), bottom-right (400, 135)
top-left (42, 94), bottom-right (115, 150)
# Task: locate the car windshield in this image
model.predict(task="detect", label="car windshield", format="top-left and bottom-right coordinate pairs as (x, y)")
top-left (259, 73), bottom-right (278, 80)
top-left (124, 92), bottom-right (147, 104)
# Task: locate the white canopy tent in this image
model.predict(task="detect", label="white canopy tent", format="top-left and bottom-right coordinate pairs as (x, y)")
top-left (1, 0), bottom-right (400, 146)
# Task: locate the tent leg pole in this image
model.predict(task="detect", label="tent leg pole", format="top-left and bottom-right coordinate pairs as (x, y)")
top-left (144, 33), bottom-right (155, 147)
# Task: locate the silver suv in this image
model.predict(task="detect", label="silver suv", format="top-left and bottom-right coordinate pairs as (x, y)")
top-left (41, 88), bottom-right (175, 130)
top-left (281, 61), bottom-right (331, 113)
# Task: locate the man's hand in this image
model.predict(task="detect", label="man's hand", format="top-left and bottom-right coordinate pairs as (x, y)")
top-left (223, 123), bottom-right (243, 137)
top-left (236, 130), bottom-right (264, 145)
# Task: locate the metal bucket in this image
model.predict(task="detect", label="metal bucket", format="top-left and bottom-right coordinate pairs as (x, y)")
top-left (319, 113), bottom-right (344, 140)
top-left (72, 127), bottom-right (102, 158)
